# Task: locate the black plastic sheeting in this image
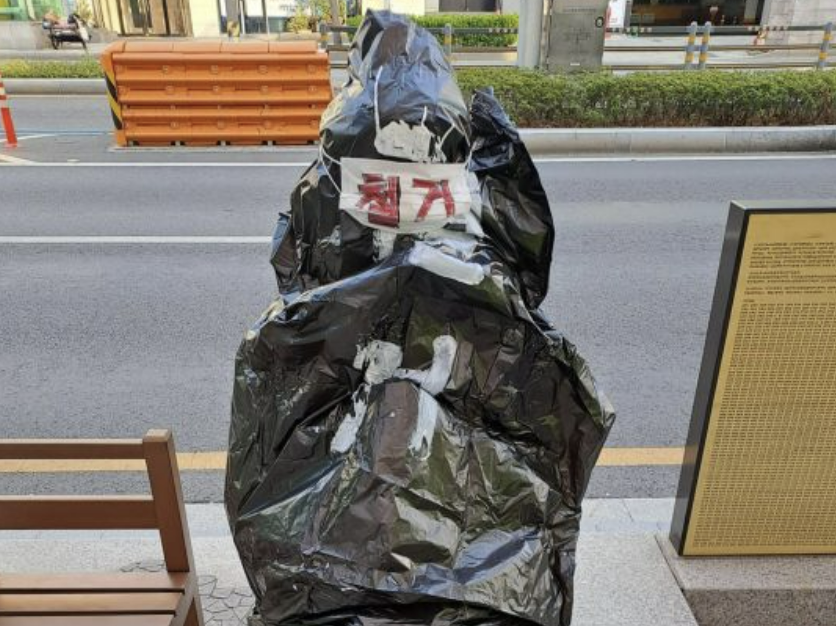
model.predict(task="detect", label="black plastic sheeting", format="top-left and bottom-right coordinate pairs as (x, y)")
top-left (269, 11), bottom-right (471, 295)
top-left (226, 11), bottom-right (614, 626)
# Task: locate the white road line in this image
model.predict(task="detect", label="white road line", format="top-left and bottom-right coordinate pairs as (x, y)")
top-left (0, 153), bottom-right (34, 165)
top-left (0, 236), bottom-right (272, 244)
top-left (0, 161), bottom-right (312, 167)
top-left (535, 153), bottom-right (836, 163)
top-left (1, 154), bottom-right (835, 167)
top-left (0, 133), bottom-right (58, 146)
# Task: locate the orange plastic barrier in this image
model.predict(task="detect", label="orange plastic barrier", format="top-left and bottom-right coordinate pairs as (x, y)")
top-left (100, 41), bottom-right (332, 147)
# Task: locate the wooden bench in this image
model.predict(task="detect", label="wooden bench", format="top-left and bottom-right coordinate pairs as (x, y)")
top-left (0, 429), bottom-right (203, 626)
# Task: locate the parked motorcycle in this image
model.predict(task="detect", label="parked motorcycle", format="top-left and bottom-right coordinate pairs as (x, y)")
top-left (42, 13), bottom-right (90, 51)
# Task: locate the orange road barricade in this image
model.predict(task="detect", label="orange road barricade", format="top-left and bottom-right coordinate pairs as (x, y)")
top-left (0, 69), bottom-right (19, 148)
top-left (100, 41), bottom-right (333, 147)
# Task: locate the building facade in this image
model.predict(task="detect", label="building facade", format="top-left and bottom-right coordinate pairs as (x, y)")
top-left (628, 0), bottom-right (835, 26)
top-left (84, 0), bottom-right (514, 36)
top-left (0, 0), bottom-right (830, 36)
top-left (358, 0), bottom-right (515, 13)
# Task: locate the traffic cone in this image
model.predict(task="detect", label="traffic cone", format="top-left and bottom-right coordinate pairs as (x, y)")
top-left (0, 70), bottom-right (19, 149)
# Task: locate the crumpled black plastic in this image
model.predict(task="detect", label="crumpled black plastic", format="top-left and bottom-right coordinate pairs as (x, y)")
top-left (269, 10), bottom-right (471, 296)
top-left (226, 11), bottom-right (614, 626)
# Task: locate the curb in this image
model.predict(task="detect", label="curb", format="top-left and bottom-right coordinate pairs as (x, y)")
top-left (4, 78), bottom-right (105, 95)
top-left (519, 126), bottom-right (836, 155)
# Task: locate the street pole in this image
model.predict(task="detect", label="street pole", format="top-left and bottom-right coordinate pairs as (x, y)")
top-left (518, 0), bottom-right (544, 68)
top-left (329, 0), bottom-right (341, 45)
top-left (225, 0), bottom-right (239, 37)
top-left (262, 0), bottom-right (269, 34)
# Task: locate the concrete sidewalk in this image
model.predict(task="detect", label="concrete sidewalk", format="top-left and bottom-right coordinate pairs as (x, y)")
top-left (0, 498), bottom-right (697, 626)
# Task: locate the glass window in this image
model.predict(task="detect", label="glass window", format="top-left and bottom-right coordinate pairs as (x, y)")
top-left (0, 0), bottom-right (36, 21)
top-left (218, 0), bottom-right (293, 33)
top-left (630, 0), bottom-right (763, 26)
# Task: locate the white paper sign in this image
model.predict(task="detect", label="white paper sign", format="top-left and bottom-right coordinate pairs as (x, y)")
top-left (608, 0), bottom-right (628, 29)
top-left (339, 158), bottom-right (472, 233)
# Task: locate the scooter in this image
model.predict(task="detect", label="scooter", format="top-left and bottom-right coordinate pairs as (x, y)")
top-left (42, 15), bottom-right (90, 51)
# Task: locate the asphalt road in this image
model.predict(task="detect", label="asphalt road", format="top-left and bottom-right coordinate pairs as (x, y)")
top-left (3, 97), bottom-right (836, 500)
top-left (4, 156), bottom-right (836, 500)
top-left (3, 95), bottom-right (112, 133)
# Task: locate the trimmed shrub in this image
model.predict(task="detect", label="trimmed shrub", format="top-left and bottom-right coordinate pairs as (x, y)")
top-left (346, 13), bottom-right (517, 47)
top-left (456, 68), bottom-right (836, 128)
top-left (0, 58), bottom-right (103, 79)
top-left (4, 59), bottom-right (834, 129)
top-left (289, 0), bottom-right (347, 32)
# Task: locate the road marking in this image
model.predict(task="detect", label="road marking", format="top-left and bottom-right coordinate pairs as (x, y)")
top-left (0, 236), bottom-right (272, 244)
top-left (2, 154), bottom-right (836, 167)
top-left (10, 131), bottom-right (103, 136)
top-left (0, 447), bottom-right (684, 473)
top-left (0, 452), bottom-right (228, 473)
top-left (1, 133), bottom-right (58, 145)
top-left (12, 95), bottom-right (104, 98)
top-left (0, 153), bottom-right (34, 165)
top-left (535, 153), bottom-right (836, 163)
top-left (0, 161), bottom-right (312, 167)
top-left (598, 447), bottom-right (684, 467)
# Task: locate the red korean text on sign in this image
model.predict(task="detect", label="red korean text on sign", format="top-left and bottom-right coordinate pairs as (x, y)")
top-left (356, 174), bottom-right (456, 227)
top-left (413, 179), bottom-right (455, 222)
top-left (357, 173), bottom-right (400, 227)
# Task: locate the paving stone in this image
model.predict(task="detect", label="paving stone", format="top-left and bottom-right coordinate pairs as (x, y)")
top-left (660, 536), bottom-right (836, 626)
top-left (122, 559), bottom-right (252, 624)
top-left (574, 533), bottom-right (697, 626)
top-left (121, 559), bottom-right (165, 573)
top-left (0, 501), bottom-right (694, 626)
top-left (211, 608), bottom-right (236, 621)
top-left (235, 605), bottom-right (253, 620)
top-left (623, 498), bottom-right (675, 533)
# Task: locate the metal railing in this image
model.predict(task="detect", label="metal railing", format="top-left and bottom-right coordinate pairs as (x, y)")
top-left (321, 23), bottom-right (518, 54)
top-left (320, 21), bottom-right (835, 71)
top-left (606, 22), bottom-right (835, 71)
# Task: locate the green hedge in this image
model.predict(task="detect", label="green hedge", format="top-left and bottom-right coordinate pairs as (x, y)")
top-left (4, 58), bottom-right (835, 129)
top-left (346, 13), bottom-right (517, 47)
top-left (456, 68), bottom-right (836, 128)
top-left (0, 58), bottom-right (103, 79)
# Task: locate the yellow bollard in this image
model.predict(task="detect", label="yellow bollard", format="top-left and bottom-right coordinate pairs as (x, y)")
top-left (698, 21), bottom-right (712, 70)
top-left (684, 21), bottom-right (698, 69)
top-left (818, 22), bottom-right (833, 70)
top-left (443, 24), bottom-right (453, 59)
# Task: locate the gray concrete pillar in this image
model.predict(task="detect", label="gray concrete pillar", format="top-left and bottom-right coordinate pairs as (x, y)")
top-left (761, 0), bottom-right (836, 46)
top-left (225, 0), bottom-right (239, 25)
top-left (518, 0), bottom-right (544, 68)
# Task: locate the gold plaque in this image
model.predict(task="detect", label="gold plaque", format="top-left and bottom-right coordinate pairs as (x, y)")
top-left (671, 202), bottom-right (836, 556)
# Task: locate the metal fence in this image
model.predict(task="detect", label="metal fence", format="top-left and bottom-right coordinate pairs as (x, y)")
top-left (607, 22), bottom-right (834, 71)
top-left (321, 24), bottom-right (518, 54)
top-left (321, 22), bottom-right (835, 71)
